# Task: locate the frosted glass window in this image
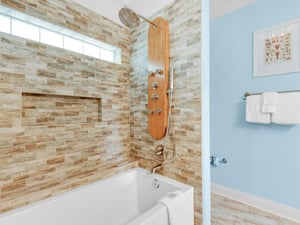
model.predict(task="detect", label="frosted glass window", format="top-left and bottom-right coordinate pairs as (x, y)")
top-left (84, 43), bottom-right (100, 58)
top-left (0, 14), bottom-right (10, 33)
top-left (101, 49), bottom-right (114, 62)
top-left (64, 36), bottom-right (83, 54)
top-left (11, 19), bottom-right (39, 42)
top-left (0, 4), bottom-right (121, 64)
top-left (40, 29), bottom-right (63, 48)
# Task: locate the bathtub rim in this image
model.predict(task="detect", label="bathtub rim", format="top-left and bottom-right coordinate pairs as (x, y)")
top-left (127, 182), bottom-right (194, 225)
top-left (0, 167), bottom-right (192, 219)
top-left (212, 182), bottom-right (300, 223)
top-left (126, 203), bottom-right (167, 225)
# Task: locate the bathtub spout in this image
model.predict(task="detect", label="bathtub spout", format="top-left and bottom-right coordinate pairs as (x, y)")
top-left (151, 164), bottom-right (163, 174)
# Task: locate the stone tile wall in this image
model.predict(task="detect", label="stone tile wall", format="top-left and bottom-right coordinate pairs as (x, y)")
top-left (129, 0), bottom-right (202, 224)
top-left (0, 0), bottom-right (136, 213)
top-left (1, 1), bottom-right (291, 224)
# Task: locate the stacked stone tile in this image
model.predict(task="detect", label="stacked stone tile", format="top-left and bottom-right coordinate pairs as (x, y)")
top-left (0, 0), bottom-right (136, 213)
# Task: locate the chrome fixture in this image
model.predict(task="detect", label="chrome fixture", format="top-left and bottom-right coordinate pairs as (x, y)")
top-left (152, 82), bottom-right (159, 89)
top-left (151, 93), bottom-right (159, 100)
top-left (169, 67), bottom-right (174, 90)
top-left (244, 89), bottom-right (300, 100)
top-left (149, 71), bottom-right (155, 76)
top-left (155, 69), bottom-right (164, 75)
top-left (151, 163), bottom-right (163, 174)
top-left (118, 7), bottom-right (157, 29)
top-left (154, 144), bottom-right (165, 162)
top-left (152, 178), bottom-right (160, 189)
top-left (210, 156), bottom-right (227, 168)
top-left (152, 67), bottom-right (175, 166)
top-left (161, 67), bottom-right (175, 163)
top-left (156, 108), bottom-right (162, 114)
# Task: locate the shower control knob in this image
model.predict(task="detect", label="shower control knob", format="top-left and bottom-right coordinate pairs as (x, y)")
top-left (148, 71), bottom-right (155, 76)
top-left (151, 93), bottom-right (159, 100)
top-left (155, 149), bottom-right (164, 156)
top-left (152, 82), bottom-right (158, 89)
top-left (155, 69), bottom-right (164, 75)
top-left (154, 144), bottom-right (165, 162)
top-left (156, 109), bottom-right (162, 114)
top-left (210, 156), bottom-right (227, 168)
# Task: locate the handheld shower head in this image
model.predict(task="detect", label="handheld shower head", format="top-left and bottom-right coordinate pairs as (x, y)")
top-left (118, 7), bottom-right (157, 29)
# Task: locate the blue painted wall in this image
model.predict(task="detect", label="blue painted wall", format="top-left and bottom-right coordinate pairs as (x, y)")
top-left (210, 0), bottom-right (300, 209)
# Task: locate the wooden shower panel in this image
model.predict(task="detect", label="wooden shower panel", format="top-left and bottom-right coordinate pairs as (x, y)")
top-left (148, 17), bottom-right (169, 139)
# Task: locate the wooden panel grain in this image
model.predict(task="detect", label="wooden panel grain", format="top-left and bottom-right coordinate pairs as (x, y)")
top-left (148, 17), bottom-right (169, 140)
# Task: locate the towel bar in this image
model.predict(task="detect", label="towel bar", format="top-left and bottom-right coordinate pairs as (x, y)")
top-left (244, 90), bottom-right (300, 100)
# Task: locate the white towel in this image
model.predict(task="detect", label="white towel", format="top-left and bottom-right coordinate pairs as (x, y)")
top-left (246, 95), bottom-right (271, 124)
top-left (271, 92), bottom-right (300, 125)
top-left (261, 92), bottom-right (278, 113)
top-left (159, 191), bottom-right (186, 225)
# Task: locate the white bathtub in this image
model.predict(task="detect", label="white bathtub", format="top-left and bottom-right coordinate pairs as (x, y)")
top-left (0, 168), bottom-right (194, 225)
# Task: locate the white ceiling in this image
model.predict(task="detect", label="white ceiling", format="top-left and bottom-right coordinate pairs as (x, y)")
top-left (72, 0), bottom-right (174, 25)
top-left (210, 0), bottom-right (256, 20)
top-left (72, 0), bottom-right (257, 26)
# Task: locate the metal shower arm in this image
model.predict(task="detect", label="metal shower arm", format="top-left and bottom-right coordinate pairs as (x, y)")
top-left (138, 14), bottom-right (158, 28)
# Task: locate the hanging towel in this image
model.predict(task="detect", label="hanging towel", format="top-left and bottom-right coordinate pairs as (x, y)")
top-left (159, 190), bottom-right (186, 225)
top-left (246, 95), bottom-right (271, 124)
top-left (271, 92), bottom-right (300, 125)
top-left (261, 92), bottom-right (278, 113)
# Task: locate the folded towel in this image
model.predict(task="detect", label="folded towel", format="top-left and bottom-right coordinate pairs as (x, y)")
top-left (246, 95), bottom-right (271, 124)
top-left (271, 92), bottom-right (300, 125)
top-left (159, 191), bottom-right (186, 225)
top-left (261, 92), bottom-right (278, 113)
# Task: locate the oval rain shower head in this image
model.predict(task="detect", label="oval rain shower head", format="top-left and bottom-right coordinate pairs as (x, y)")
top-left (119, 8), bottom-right (140, 29)
top-left (118, 7), bottom-right (157, 29)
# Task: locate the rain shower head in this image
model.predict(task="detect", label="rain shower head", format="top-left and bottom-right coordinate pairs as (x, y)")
top-left (119, 7), bottom-right (140, 29)
top-left (118, 7), bottom-right (157, 29)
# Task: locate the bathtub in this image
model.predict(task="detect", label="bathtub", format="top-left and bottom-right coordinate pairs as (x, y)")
top-left (0, 168), bottom-right (194, 225)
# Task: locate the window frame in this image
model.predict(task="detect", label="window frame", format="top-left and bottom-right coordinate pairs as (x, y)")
top-left (0, 4), bottom-right (121, 64)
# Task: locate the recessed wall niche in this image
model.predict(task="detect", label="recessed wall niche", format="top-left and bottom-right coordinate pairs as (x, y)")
top-left (22, 93), bottom-right (102, 126)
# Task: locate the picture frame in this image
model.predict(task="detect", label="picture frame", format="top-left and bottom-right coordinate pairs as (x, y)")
top-left (253, 19), bottom-right (300, 77)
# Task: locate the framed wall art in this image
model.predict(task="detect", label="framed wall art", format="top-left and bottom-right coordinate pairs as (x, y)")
top-left (253, 19), bottom-right (300, 77)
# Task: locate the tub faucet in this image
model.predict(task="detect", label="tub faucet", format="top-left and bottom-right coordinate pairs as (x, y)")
top-left (151, 164), bottom-right (163, 174)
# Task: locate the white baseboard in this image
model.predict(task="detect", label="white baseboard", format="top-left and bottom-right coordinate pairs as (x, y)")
top-left (211, 183), bottom-right (300, 223)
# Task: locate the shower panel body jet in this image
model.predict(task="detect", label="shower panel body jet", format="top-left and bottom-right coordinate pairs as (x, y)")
top-left (118, 7), bottom-right (175, 166)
